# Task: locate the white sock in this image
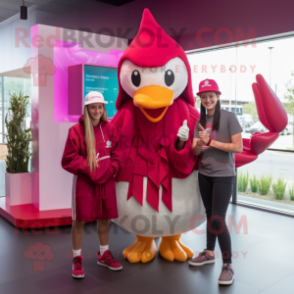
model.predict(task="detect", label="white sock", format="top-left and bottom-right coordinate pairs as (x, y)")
top-left (100, 245), bottom-right (109, 256)
top-left (73, 249), bottom-right (82, 258)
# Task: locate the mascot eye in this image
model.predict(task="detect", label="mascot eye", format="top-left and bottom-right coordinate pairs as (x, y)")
top-left (165, 70), bottom-right (174, 86)
top-left (131, 70), bottom-right (141, 87)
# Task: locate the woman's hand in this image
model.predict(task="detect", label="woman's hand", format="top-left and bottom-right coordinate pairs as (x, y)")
top-left (87, 154), bottom-right (98, 172)
top-left (198, 123), bottom-right (210, 145)
top-left (192, 138), bottom-right (203, 156)
top-left (192, 138), bottom-right (203, 148)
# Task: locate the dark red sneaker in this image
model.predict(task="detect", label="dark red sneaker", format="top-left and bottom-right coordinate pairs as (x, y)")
top-left (97, 250), bottom-right (123, 271)
top-left (72, 255), bottom-right (84, 278)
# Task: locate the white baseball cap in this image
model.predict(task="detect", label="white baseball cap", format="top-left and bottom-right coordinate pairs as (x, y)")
top-left (84, 91), bottom-right (108, 105)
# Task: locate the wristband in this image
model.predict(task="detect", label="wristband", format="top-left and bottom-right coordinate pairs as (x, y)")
top-left (206, 138), bottom-right (212, 146)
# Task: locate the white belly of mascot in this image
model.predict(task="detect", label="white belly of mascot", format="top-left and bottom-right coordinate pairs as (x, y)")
top-left (115, 171), bottom-right (205, 237)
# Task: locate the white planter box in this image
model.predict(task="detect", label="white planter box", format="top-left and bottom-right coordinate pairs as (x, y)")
top-left (5, 172), bottom-right (32, 206)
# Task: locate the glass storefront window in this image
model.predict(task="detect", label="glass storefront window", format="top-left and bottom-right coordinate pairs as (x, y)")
top-left (237, 150), bottom-right (294, 214)
top-left (2, 77), bottom-right (31, 142)
top-left (0, 77), bottom-right (3, 144)
top-left (188, 37), bottom-right (294, 150)
top-left (0, 76), bottom-right (31, 197)
top-left (187, 35), bottom-right (294, 214)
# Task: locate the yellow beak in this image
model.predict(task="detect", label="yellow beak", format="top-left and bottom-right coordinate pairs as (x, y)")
top-left (133, 85), bottom-right (174, 123)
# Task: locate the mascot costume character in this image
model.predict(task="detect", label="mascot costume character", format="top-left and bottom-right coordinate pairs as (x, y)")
top-left (111, 8), bottom-right (288, 263)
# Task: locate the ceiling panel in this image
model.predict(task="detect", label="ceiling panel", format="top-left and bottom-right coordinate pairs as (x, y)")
top-left (37, 2), bottom-right (73, 14)
top-left (0, 0), bottom-right (83, 23)
top-left (0, 0), bottom-right (36, 22)
top-left (94, 0), bottom-right (136, 6)
top-left (0, 0), bottom-right (137, 24)
top-left (51, 0), bottom-right (83, 8)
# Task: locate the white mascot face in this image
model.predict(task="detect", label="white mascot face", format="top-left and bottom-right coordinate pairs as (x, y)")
top-left (119, 57), bottom-right (189, 122)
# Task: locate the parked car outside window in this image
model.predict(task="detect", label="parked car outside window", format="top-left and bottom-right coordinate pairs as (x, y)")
top-left (248, 121), bottom-right (293, 135)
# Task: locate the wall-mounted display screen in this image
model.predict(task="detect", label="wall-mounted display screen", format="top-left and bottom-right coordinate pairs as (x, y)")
top-left (83, 65), bottom-right (118, 118)
top-left (68, 64), bottom-right (119, 119)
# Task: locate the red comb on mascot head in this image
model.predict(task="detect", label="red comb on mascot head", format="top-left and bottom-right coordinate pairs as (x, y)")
top-left (116, 9), bottom-right (195, 110)
top-left (111, 8), bottom-right (205, 264)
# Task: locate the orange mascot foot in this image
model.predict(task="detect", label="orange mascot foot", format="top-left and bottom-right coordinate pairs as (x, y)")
top-left (123, 235), bottom-right (157, 263)
top-left (159, 234), bottom-right (194, 262)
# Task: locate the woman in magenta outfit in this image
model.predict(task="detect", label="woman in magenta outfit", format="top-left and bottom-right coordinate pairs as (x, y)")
top-left (61, 91), bottom-right (124, 278)
top-left (189, 79), bottom-right (243, 286)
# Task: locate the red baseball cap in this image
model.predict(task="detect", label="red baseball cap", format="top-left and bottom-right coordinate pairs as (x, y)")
top-left (196, 79), bottom-right (221, 96)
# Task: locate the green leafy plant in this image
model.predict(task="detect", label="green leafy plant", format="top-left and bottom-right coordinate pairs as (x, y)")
top-left (4, 91), bottom-right (31, 173)
top-left (238, 171), bottom-right (249, 192)
top-left (272, 178), bottom-right (287, 200)
top-left (257, 175), bottom-right (272, 195)
top-left (289, 184), bottom-right (294, 201)
top-left (250, 175), bottom-right (258, 192)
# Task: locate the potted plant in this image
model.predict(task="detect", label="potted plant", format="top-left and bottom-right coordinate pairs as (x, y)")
top-left (4, 91), bottom-right (32, 206)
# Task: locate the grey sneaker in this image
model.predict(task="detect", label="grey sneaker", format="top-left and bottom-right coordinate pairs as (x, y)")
top-left (218, 264), bottom-right (234, 285)
top-left (189, 250), bottom-right (215, 266)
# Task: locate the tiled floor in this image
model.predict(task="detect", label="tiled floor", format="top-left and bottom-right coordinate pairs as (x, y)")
top-left (0, 204), bottom-right (293, 294)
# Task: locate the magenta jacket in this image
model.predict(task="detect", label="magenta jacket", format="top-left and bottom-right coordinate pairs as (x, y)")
top-left (61, 115), bottom-right (122, 186)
